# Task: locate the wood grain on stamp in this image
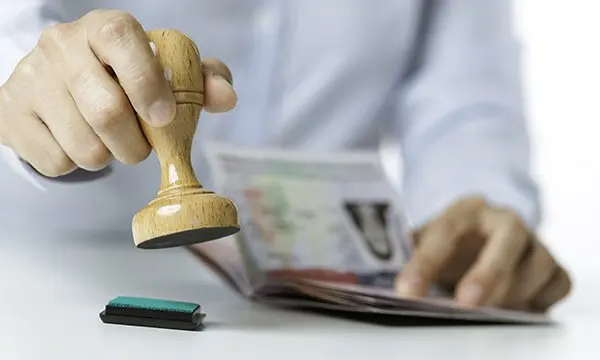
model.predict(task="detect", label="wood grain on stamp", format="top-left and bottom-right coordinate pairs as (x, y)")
top-left (131, 29), bottom-right (240, 249)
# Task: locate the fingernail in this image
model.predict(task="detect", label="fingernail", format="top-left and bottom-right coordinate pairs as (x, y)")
top-left (457, 284), bottom-right (484, 307)
top-left (396, 273), bottom-right (422, 297)
top-left (148, 98), bottom-right (175, 125)
top-left (164, 67), bottom-right (173, 82)
top-left (149, 42), bottom-right (157, 55)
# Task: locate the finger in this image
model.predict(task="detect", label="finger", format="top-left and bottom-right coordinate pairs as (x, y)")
top-left (65, 53), bottom-right (151, 164)
top-left (42, 26), bottom-right (152, 164)
top-left (201, 57), bottom-right (237, 113)
top-left (31, 81), bottom-right (113, 171)
top-left (395, 198), bottom-right (484, 298)
top-left (455, 208), bottom-right (530, 307)
top-left (484, 272), bottom-right (514, 308)
top-left (7, 113), bottom-right (76, 177)
top-left (83, 10), bottom-right (175, 125)
top-left (506, 242), bottom-right (557, 308)
top-left (202, 57), bottom-right (233, 84)
top-left (530, 266), bottom-right (572, 312)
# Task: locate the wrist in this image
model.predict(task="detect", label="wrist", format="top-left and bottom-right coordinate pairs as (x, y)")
top-left (404, 171), bottom-right (541, 231)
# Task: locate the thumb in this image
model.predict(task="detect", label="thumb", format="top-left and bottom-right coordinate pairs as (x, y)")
top-left (201, 57), bottom-right (237, 113)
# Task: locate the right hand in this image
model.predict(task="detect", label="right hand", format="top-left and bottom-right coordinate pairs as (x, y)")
top-left (0, 9), bottom-right (237, 177)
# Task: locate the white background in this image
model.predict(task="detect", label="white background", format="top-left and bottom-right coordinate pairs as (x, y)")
top-left (514, 1), bottom-right (598, 281)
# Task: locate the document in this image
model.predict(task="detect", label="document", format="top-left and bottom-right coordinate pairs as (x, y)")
top-left (187, 142), bottom-right (550, 324)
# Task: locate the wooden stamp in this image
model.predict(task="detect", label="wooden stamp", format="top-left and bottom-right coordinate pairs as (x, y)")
top-left (131, 29), bottom-right (240, 249)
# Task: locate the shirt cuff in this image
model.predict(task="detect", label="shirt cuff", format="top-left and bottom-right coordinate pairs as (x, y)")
top-left (400, 113), bottom-right (542, 231)
top-left (0, 144), bottom-right (113, 190)
top-left (404, 169), bottom-right (541, 231)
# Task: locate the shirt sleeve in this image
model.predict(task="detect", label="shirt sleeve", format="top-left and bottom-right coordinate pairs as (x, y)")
top-left (398, 0), bottom-right (541, 230)
top-left (0, 0), bottom-right (78, 190)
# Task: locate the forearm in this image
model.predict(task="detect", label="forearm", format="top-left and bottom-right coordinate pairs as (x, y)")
top-left (398, 0), bottom-right (540, 230)
top-left (401, 109), bottom-right (540, 230)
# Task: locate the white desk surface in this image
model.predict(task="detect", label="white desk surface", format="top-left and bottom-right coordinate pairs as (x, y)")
top-left (0, 229), bottom-right (597, 360)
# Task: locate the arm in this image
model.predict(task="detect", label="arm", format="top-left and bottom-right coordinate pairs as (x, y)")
top-left (0, 0), bottom-right (61, 189)
top-left (398, 0), bottom-right (541, 230)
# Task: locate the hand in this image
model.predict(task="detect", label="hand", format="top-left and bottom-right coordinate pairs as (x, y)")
top-left (0, 9), bottom-right (236, 176)
top-left (395, 197), bottom-right (572, 312)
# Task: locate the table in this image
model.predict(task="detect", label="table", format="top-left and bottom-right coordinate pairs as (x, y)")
top-left (0, 229), bottom-right (597, 360)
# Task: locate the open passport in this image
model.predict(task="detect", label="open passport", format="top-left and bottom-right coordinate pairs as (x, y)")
top-left (186, 142), bottom-right (551, 324)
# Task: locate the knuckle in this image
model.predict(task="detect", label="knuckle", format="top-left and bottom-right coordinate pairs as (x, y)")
top-left (432, 215), bottom-right (466, 243)
top-left (0, 84), bottom-right (14, 109)
top-left (82, 8), bottom-right (108, 20)
top-left (125, 143), bottom-right (151, 165)
top-left (96, 11), bottom-right (141, 44)
top-left (77, 142), bottom-right (111, 170)
top-left (463, 196), bottom-right (488, 209)
top-left (556, 267), bottom-right (573, 297)
top-left (442, 196), bottom-right (488, 229)
top-left (12, 51), bottom-right (43, 82)
top-left (534, 247), bottom-right (557, 274)
top-left (89, 95), bottom-right (130, 131)
top-left (501, 210), bottom-right (527, 233)
top-left (38, 23), bottom-right (79, 53)
top-left (450, 195), bottom-right (487, 213)
top-left (533, 267), bottom-right (573, 310)
top-left (0, 91), bottom-right (16, 146)
top-left (442, 217), bottom-right (463, 236)
top-left (42, 153), bottom-right (76, 177)
top-left (114, 135), bottom-right (151, 165)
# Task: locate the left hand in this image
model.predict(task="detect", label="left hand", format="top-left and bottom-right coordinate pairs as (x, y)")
top-left (394, 196), bottom-right (572, 312)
